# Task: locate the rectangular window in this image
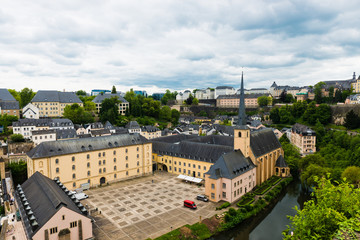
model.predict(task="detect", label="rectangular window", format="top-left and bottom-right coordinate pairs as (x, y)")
top-left (50, 227), bottom-right (58, 234)
top-left (222, 183), bottom-right (226, 189)
top-left (211, 184), bottom-right (215, 189)
top-left (70, 221), bottom-right (77, 228)
top-left (222, 192), bottom-right (226, 198)
top-left (211, 193), bottom-right (215, 199)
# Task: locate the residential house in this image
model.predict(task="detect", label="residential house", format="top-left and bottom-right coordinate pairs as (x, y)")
top-left (0, 88), bottom-right (20, 117)
top-left (92, 93), bottom-right (129, 115)
top-left (140, 126), bottom-right (161, 139)
top-left (176, 90), bottom-right (192, 103)
top-left (126, 121), bottom-right (141, 134)
top-left (14, 171), bottom-right (92, 240)
top-left (31, 91), bottom-right (83, 118)
top-left (290, 123), bottom-right (316, 155)
top-left (215, 86), bottom-right (235, 99)
top-left (22, 103), bottom-right (39, 119)
top-left (194, 88), bottom-right (215, 100)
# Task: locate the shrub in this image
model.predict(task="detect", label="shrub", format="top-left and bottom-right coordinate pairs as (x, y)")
top-left (217, 202), bottom-right (230, 210)
top-left (10, 134), bottom-right (24, 142)
top-left (228, 207), bottom-right (237, 216)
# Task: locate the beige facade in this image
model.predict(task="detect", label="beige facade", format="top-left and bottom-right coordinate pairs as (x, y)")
top-left (216, 94), bottom-right (271, 108)
top-left (33, 207), bottom-right (92, 240)
top-left (290, 123), bottom-right (316, 155)
top-left (95, 101), bottom-right (129, 115)
top-left (27, 136), bottom-right (152, 190)
top-left (0, 108), bottom-right (19, 118)
top-left (140, 130), bottom-right (161, 139)
top-left (152, 153), bottom-right (212, 179)
top-left (32, 102), bottom-right (83, 118)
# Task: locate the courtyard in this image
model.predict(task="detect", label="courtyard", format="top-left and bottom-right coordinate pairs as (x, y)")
top-left (82, 172), bottom-right (224, 240)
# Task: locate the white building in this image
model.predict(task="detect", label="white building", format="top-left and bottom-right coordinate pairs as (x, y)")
top-left (215, 86), bottom-right (235, 99)
top-left (194, 88), bottom-right (215, 100)
top-left (176, 90), bottom-right (192, 103)
top-left (242, 88), bottom-right (269, 95)
top-left (22, 103), bottom-right (40, 119)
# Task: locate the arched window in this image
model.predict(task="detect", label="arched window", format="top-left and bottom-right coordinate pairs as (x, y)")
top-left (39, 161), bottom-right (43, 167)
top-left (238, 132), bottom-right (241, 137)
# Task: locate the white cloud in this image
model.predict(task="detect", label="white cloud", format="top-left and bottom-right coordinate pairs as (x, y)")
top-left (0, 0), bottom-right (359, 94)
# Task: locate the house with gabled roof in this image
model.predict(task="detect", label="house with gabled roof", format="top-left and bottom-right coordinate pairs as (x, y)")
top-left (14, 171), bottom-right (92, 240)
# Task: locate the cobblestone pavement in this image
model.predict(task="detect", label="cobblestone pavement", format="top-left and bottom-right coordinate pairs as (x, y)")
top-left (83, 172), bottom-right (224, 240)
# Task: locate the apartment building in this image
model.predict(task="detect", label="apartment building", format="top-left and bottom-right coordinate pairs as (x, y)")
top-left (140, 125), bottom-right (161, 139)
top-left (26, 134), bottom-right (152, 190)
top-left (290, 123), bottom-right (316, 155)
top-left (13, 119), bottom-right (74, 139)
top-left (0, 88), bottom-right (20, 117)
top-left (92, 93), bottom-right (129, 115)
top-left (216, 93), bottom-right (271, 108)
top-left (14, 172), bottom-right (92, 240)
top-left (31, 91), bottom-right (83, 117)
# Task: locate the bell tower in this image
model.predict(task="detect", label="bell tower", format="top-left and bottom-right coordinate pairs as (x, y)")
top-left (234, 72), bottom-right (250, 157)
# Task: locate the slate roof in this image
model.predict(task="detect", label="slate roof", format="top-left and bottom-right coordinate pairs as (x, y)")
top-left (32, 91), bottom-right (82, 103)
top-left (250, 128), bottom-right (282, 158)
top-left (141, 125), bottom-right (160, 132)
top-left (322, 79), bottom-right (354, 90)
top-left (31, 129), bottom-right (56, 136)
top-left (0, 101), bottom-right (19, 110)
top-left (270, 82), bottom-right (278, 88)
top-left (275, 155), bottom-right (288, 168)
top-left (216, 86), bottom-right (234, 90)
top-left (91, 129), bottom-right (111, 136)
top-left (126, 121), bottom-right (140, 129)
top-left (56, 129), bottom-right (78, 139)
top-left (0, 89), bottom-right (16, 101)
top-left (152, 141), bottom-right (232, 164)
top-left (292, 123), bottom-right (316, 136)
top-left (27, 134), bottom-right (148, 159)
top-left (104, 121), bottom-right (115, 129)
top-left (92, 93), bottom-right (128, 104)
top-left (13, 119), bottom-right (74, 127)
top-left (152, 134), bottom-right (198, 143)
top-left (206, 150), bottom-right (256, 180)
top-left (15, 172), bottom-right (89, 238)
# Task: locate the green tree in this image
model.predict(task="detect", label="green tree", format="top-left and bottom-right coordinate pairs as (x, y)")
top-left (84, 101), bottom-right (96, 112)
top-left (8, 161), bottom-right (27, 186)
top-left (303, 101), bottom-right (318, 125)
top-left (316, 103), bottom-right (331, 124)
top-left (99, 97), bottom-right (120, 124)
top-left (344, 110), bottom-right (360, 129)
top-left (269, 107), bottom-right (280, 123)
top-left (334, 89), bottom-right (342, 103)
top-left (19, 88), bottom-right (36, 108)
top-left (257, 96), bottom-right (269, 107)
top-left (285, 177), bottom-right (360, 239)
top-left (111, 86), bottom-right (117, 94)
top-left (314, 82), bottom-right (325, 104)
top-left (328, 86), bottom-right (334, 103)
top-left (159, 106), bottom-right (171, 121)
top-left (341, 166), bottom-right (360, 187)
top-left (0, 114), bottom-right (18, 133)
top-left (171, 109), bottom-right (180, 125)
top-left (10, 134), bottom-right (24, 142)
top-left (8, 89), bottom-right (20, 102)
top-left (192, 98), bottom-right (199, 105)
top-left (300, 164), bottom-right (331, 186)
top-left (63, 104), bottom-right (94, 124)
top-left (76, 90), bottom-right (87, 96)
top-left (185, 93), bottom-right (194, 105)
top-left (161, 90), bottom-right (177, 105)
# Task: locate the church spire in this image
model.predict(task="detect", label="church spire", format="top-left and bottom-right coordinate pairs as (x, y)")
top-left (237, 72), bottom-right (247, 126)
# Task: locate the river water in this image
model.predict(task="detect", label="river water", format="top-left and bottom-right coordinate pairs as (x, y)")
top-left (210, 179), bottom-right (311, 240)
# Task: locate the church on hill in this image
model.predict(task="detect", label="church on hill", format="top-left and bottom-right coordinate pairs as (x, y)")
top-left (152, 73), bottom-right (290, 203)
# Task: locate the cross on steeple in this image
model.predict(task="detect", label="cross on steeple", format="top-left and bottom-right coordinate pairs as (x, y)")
top-left (237, 72), bottom-right (247, 126)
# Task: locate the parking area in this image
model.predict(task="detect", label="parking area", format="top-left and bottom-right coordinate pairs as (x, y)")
top-left (82, 172), bottom-right (223, 240)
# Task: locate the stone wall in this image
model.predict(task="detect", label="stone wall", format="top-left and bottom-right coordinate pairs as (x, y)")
top-left (330, 105), bottom-right (360, 125)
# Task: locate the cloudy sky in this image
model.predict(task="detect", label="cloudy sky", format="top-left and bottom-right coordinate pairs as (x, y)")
top-left (1, 0), bottom-right (360, 94)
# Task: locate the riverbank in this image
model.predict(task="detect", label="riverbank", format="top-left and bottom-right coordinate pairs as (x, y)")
top-left (151, 176), bottom-right (293, 240)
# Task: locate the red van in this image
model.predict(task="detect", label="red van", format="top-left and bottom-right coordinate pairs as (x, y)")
top-left (184, 200), bottom-right (197, 209)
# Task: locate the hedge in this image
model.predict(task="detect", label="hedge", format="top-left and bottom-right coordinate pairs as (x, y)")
top-left (216, 202), bottom-right (230, 210)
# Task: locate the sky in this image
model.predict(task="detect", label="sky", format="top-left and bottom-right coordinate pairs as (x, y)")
top-left (1, 0), bottom-right (360, 94)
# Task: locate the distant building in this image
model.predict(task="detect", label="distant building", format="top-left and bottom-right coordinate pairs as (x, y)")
top-left (216, 93), bottom-right (271, 108)
top-left (22, 103), bottom-right (40, 119)
top-left (13, 119), bottom-right (74, 139)
top-left (126, 121), bottom-right (141, 134)
top-left (194, 88), bottom-right (215, 100)
top-left (0, 88), bottom-right (20, 117)
top-left (243, 88), bottom-right (269, 95)
top-left (26, 134), bottom-right (152, 190)
top-left (134, 90), bottom-right (148, 97)
top-left (152, 93), bottom-right (165, 101)
top-left (140, 126), bottom-right (161, 139)
top-left (345, 94), bottom-right (360, 104)
top-left (31, 91), bottom-right (83, 118)
top-left (92, 93), bottom-right (129, 115)
top-left (91, 89), bottom-right (111, 96)
top-left (176, 90), bottom-right (192, 103)
top-left (14, 172), bottom-right (93, 240)
top-left (290, 123), bottom-right (316, 155)
top-left (215, 86), bottom-right (235, 99)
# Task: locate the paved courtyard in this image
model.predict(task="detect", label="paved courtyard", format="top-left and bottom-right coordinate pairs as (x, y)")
top-left (82, 172), bottom-right (225, 240)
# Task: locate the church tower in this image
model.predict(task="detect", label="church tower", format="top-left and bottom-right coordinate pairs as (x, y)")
top-left (234, 72), bottom-right (250, 157)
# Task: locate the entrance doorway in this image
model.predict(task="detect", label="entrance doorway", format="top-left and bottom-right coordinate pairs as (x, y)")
top-left (100, 177), bottom-right (106, 185)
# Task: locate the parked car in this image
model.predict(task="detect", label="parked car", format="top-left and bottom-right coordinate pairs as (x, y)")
top-left (74, 193), bottom-right (89, 201)
top-left (184, 200), bottom-right (197, 209)
top-left (196, 195), bottom-right (209, 202)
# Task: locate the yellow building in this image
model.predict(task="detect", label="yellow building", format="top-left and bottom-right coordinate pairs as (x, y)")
top-left (31, 91), bottom-right (83, 117)
top-left (290, 123), bottom-right (316, 155)
top-left (26, 134), bottom-right (152, 190)
top-left (92, 93), bottom-right (129, 115)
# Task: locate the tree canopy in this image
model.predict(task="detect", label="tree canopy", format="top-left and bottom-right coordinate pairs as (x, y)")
top-left (99, 97), bottom-right (120, 124)
top-left (63, 103), bottom-right (94, 124)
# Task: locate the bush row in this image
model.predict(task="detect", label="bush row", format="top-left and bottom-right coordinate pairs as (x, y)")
top-left (216, 201), bottom-right (230, 210)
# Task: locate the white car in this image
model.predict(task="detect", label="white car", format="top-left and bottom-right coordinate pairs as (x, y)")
top-left (74, 193), bottom-right (89, 201)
